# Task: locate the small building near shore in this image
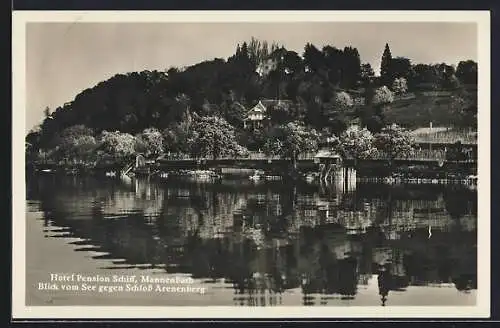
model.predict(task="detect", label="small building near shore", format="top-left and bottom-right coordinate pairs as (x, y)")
top-left (314, 149), bottom-right (342, 165)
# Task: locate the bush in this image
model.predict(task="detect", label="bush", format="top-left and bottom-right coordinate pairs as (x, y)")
top-left (372, 86), bottom-right (394, 106)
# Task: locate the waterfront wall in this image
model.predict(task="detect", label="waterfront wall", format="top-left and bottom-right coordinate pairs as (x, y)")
top-left (28, 154), bottom-right (477, 180)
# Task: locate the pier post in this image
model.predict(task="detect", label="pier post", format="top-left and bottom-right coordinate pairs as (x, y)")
top-left (331, 165), bottom-right (357, 192)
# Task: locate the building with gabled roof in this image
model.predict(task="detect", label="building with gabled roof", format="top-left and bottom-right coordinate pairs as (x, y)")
top-left (242, 99), bottom-right (295, 129)
top-left (243, 101), bottom-right (268, 129)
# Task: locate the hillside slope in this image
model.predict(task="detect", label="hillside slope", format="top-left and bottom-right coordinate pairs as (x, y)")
top-left (383, 88), bottom-right (477, 129)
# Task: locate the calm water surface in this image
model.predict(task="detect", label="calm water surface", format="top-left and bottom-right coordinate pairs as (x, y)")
top-left (26, 175), bottom-right (477, 306)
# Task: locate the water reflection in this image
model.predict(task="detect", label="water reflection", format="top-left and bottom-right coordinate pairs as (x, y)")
top-left (27, 176), bottom-right (477, 306)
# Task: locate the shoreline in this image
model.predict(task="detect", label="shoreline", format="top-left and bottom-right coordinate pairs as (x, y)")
top-left (27, 168), bottom-right (478, 188)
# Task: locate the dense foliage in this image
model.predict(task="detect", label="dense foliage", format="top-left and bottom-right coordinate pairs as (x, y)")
top-left (263, 122), bottom-right (320, 168)
top-left (26, 38), bottom-right (477, 166)
top-left (373, 124), bottom-right (415, 166)
top-left (188, 115), bottom-right (246, 160)
top-left (339, 126), bottom-right (377, 162)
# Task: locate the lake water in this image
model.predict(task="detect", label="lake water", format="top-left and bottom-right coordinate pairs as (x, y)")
top-left (25, 175), bottom-right (477, 307)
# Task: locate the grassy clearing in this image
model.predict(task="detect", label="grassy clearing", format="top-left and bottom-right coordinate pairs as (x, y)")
top-left (384, 93), bottom-right (464, 129)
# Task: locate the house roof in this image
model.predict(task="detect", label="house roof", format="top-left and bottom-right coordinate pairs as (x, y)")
top-left (243, 101), bottom-right (267, 121)
top-left (243, 99), bottom-right (293, 121)
top-left (251, 101), bottom-right (267, 113)
top-left (410, 127), bottom-right (449, 135)
top-left (314, 150), bottom-right (341, 158)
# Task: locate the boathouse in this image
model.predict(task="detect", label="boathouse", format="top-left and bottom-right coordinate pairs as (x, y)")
top-left (314, 149), bottom-right (342, 165)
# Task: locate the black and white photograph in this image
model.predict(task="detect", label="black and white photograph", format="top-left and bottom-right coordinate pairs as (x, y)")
top-left (12, 11), bottom-right (490, 319)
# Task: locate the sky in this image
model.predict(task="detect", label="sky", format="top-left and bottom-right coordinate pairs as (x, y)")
top-left (25, 22), bottom-right (477, 132)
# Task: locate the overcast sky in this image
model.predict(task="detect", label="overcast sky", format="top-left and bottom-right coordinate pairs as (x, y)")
top-left (25, 22), bottom-right (477, 132)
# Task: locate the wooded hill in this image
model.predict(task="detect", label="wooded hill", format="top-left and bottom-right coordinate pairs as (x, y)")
top-left (26, 38), bottom-right (477, 154)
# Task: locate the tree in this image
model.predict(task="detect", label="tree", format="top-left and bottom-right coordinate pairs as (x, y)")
top-left (50, 125), bottom-right (98, 163)
top-left (456, 60), bottom-right (478, 85)
top-left (341, 46), bottom-right (362, 89)
top-left (435, 63), bottom-right (460, 89)
top-left (282, 50), bottom-right (304, 76)
top-left (135, 127), bottom-right (164, 158)
top-left (322, 45), bottom-right (343, 85)
top-left (263, 122), bottom-right (319, 170)
top-left (374, 124), bottom-right (414, 168)
top-left (332, 91), bottom-right (354, 112)
top-left (372, 86), bottom-right (394, 106)
top-left (339, 126), bottom-right (376, 165)
top-left (325, 91), bottom-right (352, 133)
top-left (324, 133), bottom-right (342, 153)
top-left (389, 57), bottom-right (412, 82)
top-left (25, 129), bottom-right (41, 154)
top-left (359, 85), bottom-right (387, 133)
top-left (162, 110), bottom-right (195, 155)
top-left (263, 138), bottom-right (283, 158)
top-left (380, 43), bottom-right (393, 86)
top-left (59, 124), bottom-right (94, 139)
top-left (446, 74), bottom-right (461, 90)
top-left (223, 100), bottom-right (247, 127)
top-left (100, 130), bottom-right (137, 162)
top-left (327, 113), bottom-right (349, 135)
top-left (365, 115), bottom-right (385, 134)
top-left (188, 115), bottom-right (245, 160)
top-left (303, 43), bottom-right (324, 73)
top-left (297, 76), bottom-right (328, 128)
top-left (240, 42), bottom-right (249, 59)
top-left (43, 107), bottom-right (51, 118)
top-left (360, 63), bottom-right (375, 87)
top-left (412, 64), bottom-right (439, 90)
top-left (268, 103), bottom-right (293, 125)
top-left (449, 87), bottom-right (477, 129)
top-left (71, 135), bottom-right (98, 163)
top-left (392, 77), bottom-right (408, 96)
top-left (247, 37), bottom-right (272, 66)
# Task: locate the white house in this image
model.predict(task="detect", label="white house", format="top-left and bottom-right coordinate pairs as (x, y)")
top-left (243, 101), bottom-right (268, 129)
top-left (242, 99), bottom-right (294, 129)
top-left (256, 58), bottom-right (278, 77)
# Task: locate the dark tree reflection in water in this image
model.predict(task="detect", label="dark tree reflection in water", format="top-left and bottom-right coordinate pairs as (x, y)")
top-left (26, 175), bottom-right (478, 306)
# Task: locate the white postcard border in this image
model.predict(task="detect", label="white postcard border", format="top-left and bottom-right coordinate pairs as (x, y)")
top-left (12, 10), bottom-right (491, 319)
